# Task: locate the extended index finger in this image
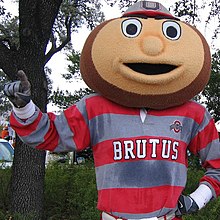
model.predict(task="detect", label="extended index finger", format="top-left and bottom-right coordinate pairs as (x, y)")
top-left (17, 70), bottom-right (29, 82)
top-left (17, 70), bottom-right (30, 90)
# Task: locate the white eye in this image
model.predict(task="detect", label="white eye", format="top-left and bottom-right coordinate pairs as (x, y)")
top-left (162, 21), bottom-right (181, 40)
top-left (121, 18), bottom-right (142, 38)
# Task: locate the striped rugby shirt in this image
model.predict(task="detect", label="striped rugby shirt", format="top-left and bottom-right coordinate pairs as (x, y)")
top-left (10, 94), bottom-right (220, 219)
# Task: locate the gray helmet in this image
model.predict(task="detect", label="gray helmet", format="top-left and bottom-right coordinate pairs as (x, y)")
top-left (122, 1), bottom-right (176, 19)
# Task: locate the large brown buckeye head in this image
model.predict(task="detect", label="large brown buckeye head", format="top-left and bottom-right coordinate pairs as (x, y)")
top-left (80, 1), bottom-right (211, 109)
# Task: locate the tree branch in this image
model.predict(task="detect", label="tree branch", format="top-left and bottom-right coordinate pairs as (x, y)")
top-left (44, 15), bottom-right (72, 64)
top-left (0, 41), bottom-right (18, 79)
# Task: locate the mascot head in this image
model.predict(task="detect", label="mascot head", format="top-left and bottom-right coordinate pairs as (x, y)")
top-left (80, 1), bottom-right (211, 109)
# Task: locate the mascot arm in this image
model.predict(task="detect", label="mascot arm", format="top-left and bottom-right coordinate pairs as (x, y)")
top-left (190, 184), bottom-right (213, 209)
top-left (5, 71), bottom-right (90, 152)
top-left (12, 100), bottom-right (36, 119)
top-left (176, 184), bottom-right (212, 216)
top-left (9, 100), bottom-right (89, 152)
top-left (176, 107), bottom-right (220, 216)
top-left (9, 101), bottom-right (91, 152)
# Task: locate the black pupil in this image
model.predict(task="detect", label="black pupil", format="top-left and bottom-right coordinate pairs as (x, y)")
top-left (167, 26), bottom-right (177, 38)
top-left (126, 24), bottom-right (137, 35)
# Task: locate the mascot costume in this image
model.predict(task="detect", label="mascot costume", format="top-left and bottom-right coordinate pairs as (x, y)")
top-left (3, 1), bottom-right (220, 220)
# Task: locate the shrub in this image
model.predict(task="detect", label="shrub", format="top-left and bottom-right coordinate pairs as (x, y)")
top-left (44, 161), bottom-right (100, 220)
top-left (0, 168), bottom-right (11, 218)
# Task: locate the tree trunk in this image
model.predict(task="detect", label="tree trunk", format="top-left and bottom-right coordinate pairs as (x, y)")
top-left (10, 140), bottom-right (46, 219)
top-left (4, 1), bottom-right (62, 218)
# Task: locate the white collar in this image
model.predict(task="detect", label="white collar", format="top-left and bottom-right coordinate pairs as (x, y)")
top-left (140, 108), bottom-right (147, 123)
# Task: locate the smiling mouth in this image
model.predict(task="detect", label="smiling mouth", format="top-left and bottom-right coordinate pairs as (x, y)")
top-left (124, 63), bottom-right (177, 75)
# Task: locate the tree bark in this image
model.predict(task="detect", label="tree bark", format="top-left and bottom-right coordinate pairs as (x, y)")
top-left (10, 140), bottom-right (46, 219)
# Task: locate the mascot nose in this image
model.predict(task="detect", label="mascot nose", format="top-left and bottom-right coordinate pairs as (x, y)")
top-left (142, 36), bottom-right (164, 56)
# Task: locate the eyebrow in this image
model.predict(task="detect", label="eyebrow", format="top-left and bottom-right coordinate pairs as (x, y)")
top-left (121, 14), bottom-right (180, 21)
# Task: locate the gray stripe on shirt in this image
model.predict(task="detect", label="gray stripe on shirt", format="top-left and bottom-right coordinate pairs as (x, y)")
top-left (205, 168), bottom-right (220, 183)
top-left (199, 139), bottom-right (220, 163)
top-left (54, 112), bottom-right (76, 152)
top-left (95, 160), bottom-right (187, 190)
top-left (191, 110), bottom-right (213, 140)
top-left (21, 113), bottom-right (51, 147)
top-left (90, 114), bottom-right (197, 146)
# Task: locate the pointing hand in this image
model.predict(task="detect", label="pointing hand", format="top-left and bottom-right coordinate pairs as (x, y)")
top-left (4, 70), bottom-right (31, 108)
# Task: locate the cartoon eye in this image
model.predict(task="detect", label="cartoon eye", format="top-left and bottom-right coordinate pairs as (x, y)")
top-left (162, 21), bottom-right (181, 40)
top-left (122, 18), bottom-right (142, 38)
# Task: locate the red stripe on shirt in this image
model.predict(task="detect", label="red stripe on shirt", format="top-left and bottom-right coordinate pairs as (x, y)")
top-left (86, 95), bottom-right (139, 120)
top-left (203, 158), bottom-right (220, 169)
top-left (93, 137), bottom-right (187, 167)
top-left (36, 113), bottom-right (59, 151)
top-left (65, 105), bottom-right (90, 151)
top-left (200, 175), bottom-right (220, 197)
top-left (189, 119), bottom-right (219, 153)
top-left (10, 111), bottom-right (43, 137)
top-left (150, 101), bottom-right (205, 124)
top-left (97, 186), bottom-right (183, 214)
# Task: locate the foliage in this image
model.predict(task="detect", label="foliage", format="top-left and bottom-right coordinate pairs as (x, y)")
top-left (184, 198), bottom-right (220, 220)
top-left (0, 70), bottom-right (11, 115)
top-left (0, 168), bottom-right (11, 214)
top-left (0, 15), bottom-right (19, 50)
top-left (0, 1), bottom-right (16, 50)
top-left (50, 87), bottom-right (94, 110)
top-left (171, 0), bottom-right (220, 50)
top-left (45, 0), bottom-right (106, 63)
top-left (202, 50), bottom-right (220, 121)
top-left (172, 0), bottom-right (200, 25)
top-left (62, 49), bottom-right (81, 81)
top-left (187, 151), bottom-right (202, 170)
top-left (105, 0), bottom-right (138, 12)
top-left (49, 47), bottom-right (94, 109)
top-left (44, 161), bottom-right (99, 220)
top-left (0, 1), bottom-right (10, 18)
